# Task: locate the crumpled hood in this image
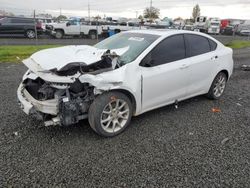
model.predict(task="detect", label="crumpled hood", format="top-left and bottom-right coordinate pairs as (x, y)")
top-left (24, 45), bottom-right (128, 71)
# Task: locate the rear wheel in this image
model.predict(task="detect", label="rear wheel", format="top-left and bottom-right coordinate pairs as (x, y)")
top-left (55, 30), bottom-right (64, 39)
top-left (114, 29), bottom-right (121, 34)
top-left (25, 30), bottom-right (36, 39)
top-left (88, 92), bottom-right (132, 137)
top-left (206, 72), bottom-right (227, 100)
top-left (89, 31), bottom-right (97, 39)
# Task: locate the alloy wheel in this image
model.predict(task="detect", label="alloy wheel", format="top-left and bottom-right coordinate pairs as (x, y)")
top-left (213, 74), bottom-right (226, 98)
top-left (100, 99), bottom-right (130, 133)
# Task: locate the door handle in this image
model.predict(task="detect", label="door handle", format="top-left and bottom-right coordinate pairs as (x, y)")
top-left (180, 64), bottom-right (189, 69)
top-left (211, 55), bottom-right (218, 60)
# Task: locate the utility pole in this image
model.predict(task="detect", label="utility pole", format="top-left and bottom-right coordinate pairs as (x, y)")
top-left (60, 8), bottom-right (62, 16)
top-left (136, 11), bottom-right (138, 19)
top-left (88, 1), bottom-right (90, 24)
top-left (150, 0), bottom-right (152, 22)
top-left (33, 10), bottom-right (38, 45)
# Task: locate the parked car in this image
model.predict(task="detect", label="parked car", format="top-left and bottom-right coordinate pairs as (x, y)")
top-left (17, 30), bottom-right (233, 137)
top-left (0, 17), bottom-right (43, 38)
top-left (104, 21), bottom-right (145, 33)
top-left (239, 29), bottom-right (250, 36)
top-left (221, 19), bottom-right (245, 35)
top-left (221, 26), bottom-right (234, 35)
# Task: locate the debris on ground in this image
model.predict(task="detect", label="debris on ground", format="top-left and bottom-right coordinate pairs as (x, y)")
top-left (221, 137), bottom-right (230, 145)
top-left (174, 100), bottom-right (179, 109)
top-left (13, 132), bottom-right (18, 136)
top-left (236, 103), bottom-right (243, 107)
top-left (212, 108), bottom-right (221, 113)
top-left (241, 65), bottom-right (250, 71)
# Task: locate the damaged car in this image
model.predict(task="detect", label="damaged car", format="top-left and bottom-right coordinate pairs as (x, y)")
top-left (17, 30), bottom-right (234, 137)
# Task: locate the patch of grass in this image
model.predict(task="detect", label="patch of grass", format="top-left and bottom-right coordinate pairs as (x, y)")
top-left (226, 40), bottom-right (250, 49)
top-left (0, 45), bottom-right (62, 63)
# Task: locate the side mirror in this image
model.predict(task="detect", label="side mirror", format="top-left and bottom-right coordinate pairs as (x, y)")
top-left (66, 22), bottom-right (70, 27)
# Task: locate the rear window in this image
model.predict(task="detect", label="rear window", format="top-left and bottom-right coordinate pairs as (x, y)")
top-left (185, 34), bottom-right (211, 57)
top-left (208, 39), bottom-right (217, 51)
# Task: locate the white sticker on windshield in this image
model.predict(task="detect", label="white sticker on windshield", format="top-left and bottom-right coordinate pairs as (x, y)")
top-left (128, 37), bottom-right (144, 42)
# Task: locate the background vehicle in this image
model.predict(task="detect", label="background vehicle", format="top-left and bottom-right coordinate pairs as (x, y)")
top-left (194, 16), bottom-right (207, 33)
top-left (106, 21), bottom-right (145, 33)
top-left (17, 30), bottom-right (233, 137)
top-left (37, 18), bottom-right (54, 30)
top-left (183, 24), bottom-right (194, 31)
top-left (235, 20), bottom-right (250, 35)
top-left (0, 17), bottom-right (43, 38)
top-left (221, 19), bottom-right (245, 35)
top-left (194, 16), bottom-right (220, 34)
top-left (206, 18), bottom-right (221, 34)
top-left (47, 19), bottom-right (103, 39)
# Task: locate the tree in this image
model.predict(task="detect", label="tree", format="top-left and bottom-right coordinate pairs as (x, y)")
top-left (0, 10), bottom-right (14, 16)
top-left (56, 15), bottom-right (67, 21)
top-left (174, 17), bottom-right (183, 22)
top-left (138, 15), bottom-right (144, 25)
top-left (143, 6), bottom-right (160, 20)
top-left (138, 15), bottom-right (143, 20)
top-left (94, 15), bottom-right (101, 20)
top-left (192, 4), bottom-right (201, 21)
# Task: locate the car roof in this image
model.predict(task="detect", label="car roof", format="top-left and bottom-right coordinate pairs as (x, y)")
top-left (126, 29), bottom-right (215, 38)
top-left (126, 29), bottom-right (222, 44)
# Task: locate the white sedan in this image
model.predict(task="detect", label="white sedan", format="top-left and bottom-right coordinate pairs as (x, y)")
top-left (17, 30), bottom-right (234, 137)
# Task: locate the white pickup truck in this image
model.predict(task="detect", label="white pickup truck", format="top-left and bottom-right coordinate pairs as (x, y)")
top-left (47, 20), bottom-right (103, 39)
top-left (104, 22), bottom-right (146, 33)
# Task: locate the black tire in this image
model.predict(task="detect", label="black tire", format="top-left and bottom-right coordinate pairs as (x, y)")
top-left (88, 91), bottom-right (133, 137)
top-left (55, 30), bottom-right (64, 39)
top-left (25, 29), bottom-right (36, 39)
top-left (114, 29), bottom-right (120, 34)
top-left (206, 72), bottom-right (227, 100)
top-left (89, 31), bottom-right (97, 39)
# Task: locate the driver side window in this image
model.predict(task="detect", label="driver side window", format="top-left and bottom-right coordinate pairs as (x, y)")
top-left (69, 20), bottom-right (78, 25)
top-left (142, 34), bottom-right (186, 67)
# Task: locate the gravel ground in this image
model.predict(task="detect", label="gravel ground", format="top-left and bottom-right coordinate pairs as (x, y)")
top-left (0, 51), bottom-right (250, 187)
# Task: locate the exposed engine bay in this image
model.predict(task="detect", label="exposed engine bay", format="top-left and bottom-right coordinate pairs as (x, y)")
top-left (19, 46), bottom-right (128, 126)
top-left (23, 77), bottom-right (94, 126)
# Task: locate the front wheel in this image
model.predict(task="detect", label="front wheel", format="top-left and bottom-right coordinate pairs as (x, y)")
top-left (88, 92), bottom-right (133, 137)
top-left (206, 72), bottom-right (227, 100)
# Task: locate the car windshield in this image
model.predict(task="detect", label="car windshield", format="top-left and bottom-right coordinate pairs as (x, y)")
top-left (94, 32), bottom-right (160, 65)
top-left (211, 23), bottom-right (220, 26)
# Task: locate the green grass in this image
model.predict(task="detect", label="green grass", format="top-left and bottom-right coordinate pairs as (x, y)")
top-left (0, 45), bottom-right (61, 63)
top-left (226, 40), bottom-right (250, 49)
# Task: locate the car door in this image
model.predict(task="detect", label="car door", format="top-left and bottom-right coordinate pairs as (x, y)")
top-left (65, 20), bottom-right (80, 35)
top-left (7, 18), bottom-right (25, 34)
top-left (184, 34), bottom-right (219, 96)
top-left (140, 34), bottom-right (191, 112)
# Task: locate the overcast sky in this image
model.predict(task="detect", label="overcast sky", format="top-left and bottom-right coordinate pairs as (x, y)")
top-left (1, 0), bottom-right (250, 19)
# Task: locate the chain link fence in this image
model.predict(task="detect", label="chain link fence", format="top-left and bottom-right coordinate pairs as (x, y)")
top-left (0, 7), bottom-right (250, 46)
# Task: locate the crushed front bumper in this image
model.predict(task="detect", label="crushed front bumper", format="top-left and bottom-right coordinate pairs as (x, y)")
top-left (17, 83), bottom-right (58, 116)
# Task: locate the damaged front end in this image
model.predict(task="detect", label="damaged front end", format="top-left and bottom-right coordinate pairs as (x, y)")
top-left (17, 45), bottom-right (126, 126)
